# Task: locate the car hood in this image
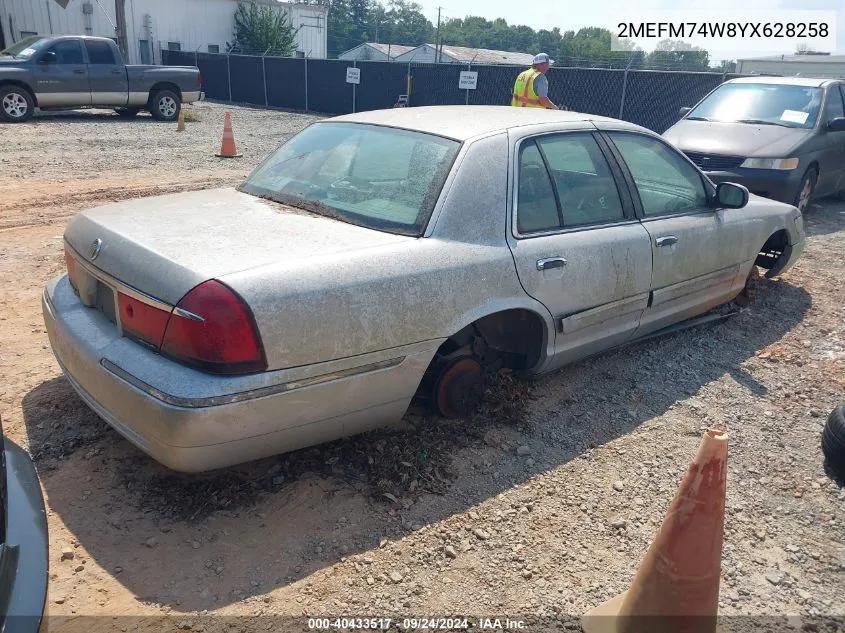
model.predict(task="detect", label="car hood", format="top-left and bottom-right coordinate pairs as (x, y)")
top-left (64, 187), bottom-right (414, 305)
top-left (663, 120), bottom-right (811, 158)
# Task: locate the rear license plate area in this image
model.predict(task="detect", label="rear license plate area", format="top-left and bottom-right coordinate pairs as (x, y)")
top-left (95, 281), bottom-right (117, 325)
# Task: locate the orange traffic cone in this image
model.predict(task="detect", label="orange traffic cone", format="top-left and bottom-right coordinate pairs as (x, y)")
top-left (582, 429), bottom-right (728, 633)
top-left (216, 111), bottom-right (242, 158)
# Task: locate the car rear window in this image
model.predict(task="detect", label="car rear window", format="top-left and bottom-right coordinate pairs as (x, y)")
top-left (239, 122), bottom-right (461, 236)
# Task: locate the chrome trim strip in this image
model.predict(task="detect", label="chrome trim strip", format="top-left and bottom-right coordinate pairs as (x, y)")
top-left (100, 356), bottom-right (407, 409)
top-left (172, 307), bottom-right (205, 322)
top-left (560, 292), bottom-right (649, 334)
top-left (651, 264), bottom-right (741, 307)
top-left (65, 241), bottom-right (174, 313)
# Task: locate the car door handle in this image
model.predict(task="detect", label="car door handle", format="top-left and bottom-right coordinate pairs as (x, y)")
top-left (73, 69), bottom-right (86, 74)
top-left (536, 257), bottom-right (567, 271)
top-left (655, 236), bottom-right (678, 247)
top-left (111, 70), bottom-right (123, 75)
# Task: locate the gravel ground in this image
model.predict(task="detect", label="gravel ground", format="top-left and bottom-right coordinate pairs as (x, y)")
top-left (1, 102), bottom-right (843, 633)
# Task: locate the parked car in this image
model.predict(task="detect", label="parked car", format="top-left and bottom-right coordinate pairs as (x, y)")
top-left (663, 76), bottom-right (845, 213)
top-left (0, 417), bottom-right (49, 632)
top-left (0, 35), bottom-right (203, 123)
top-left (42, 106), bottom-right (806, 472)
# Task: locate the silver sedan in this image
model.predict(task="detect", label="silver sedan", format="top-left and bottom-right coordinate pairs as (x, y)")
top-left (42, 106), bottom-right (806, 472)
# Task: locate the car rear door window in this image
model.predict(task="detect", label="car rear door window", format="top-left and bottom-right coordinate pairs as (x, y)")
top-left (516, 140), bottom-right (560, 234)
top-left (85, 40), bottom-right (116, 65)
top-left (608, 133), bottom-right (708, 217)
top-left (49, 40), bottom-right (84, 65)
top-left (536, 134), bottom-right (625, 227)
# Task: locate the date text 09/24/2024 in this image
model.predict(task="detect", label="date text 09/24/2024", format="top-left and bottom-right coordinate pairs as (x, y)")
top-left (307, 618), bottom-right (527, 630)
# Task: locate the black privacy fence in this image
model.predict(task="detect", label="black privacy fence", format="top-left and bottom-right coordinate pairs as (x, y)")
top-left (163, 50), bottom-right (748, 133)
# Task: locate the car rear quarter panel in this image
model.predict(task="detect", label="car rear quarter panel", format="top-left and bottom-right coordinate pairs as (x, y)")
top-left (221, 132), bottom-right (556, 372)
top-left (126, 66), bottom-right (201, 104)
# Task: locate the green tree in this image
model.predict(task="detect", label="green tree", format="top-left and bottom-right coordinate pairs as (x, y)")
top-left (229, 1), bottom-right (299, 56)
top-left (646, 39), bottom-right (710, 70)
top-left (380, 0), bottom-right (431, 46)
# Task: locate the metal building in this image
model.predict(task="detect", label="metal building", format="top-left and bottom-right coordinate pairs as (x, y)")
top-left (338, 42), bottom-right (414, 62)
top-left (0, 0), bottom-right (328, 62)
top-left (736, 53), bottom-right (845, 78)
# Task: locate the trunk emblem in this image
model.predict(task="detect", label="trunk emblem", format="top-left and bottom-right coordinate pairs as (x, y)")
top-left (89, 238), bottom-right (103, 260)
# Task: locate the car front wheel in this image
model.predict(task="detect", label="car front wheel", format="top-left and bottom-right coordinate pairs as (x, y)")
top-left (150, 89), bottom-right (181, 122)
top-left (794, 167), bottom-right (817, 213)
top-left (0, 86), bottom-right (34, 123)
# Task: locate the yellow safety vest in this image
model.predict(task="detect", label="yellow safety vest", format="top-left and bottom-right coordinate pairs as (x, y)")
top-left (511, 68), bottom-right (543, 107)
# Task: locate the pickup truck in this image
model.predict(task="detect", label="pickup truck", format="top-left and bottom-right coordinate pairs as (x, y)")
top-left (0, 35), bottom-right (203, 122)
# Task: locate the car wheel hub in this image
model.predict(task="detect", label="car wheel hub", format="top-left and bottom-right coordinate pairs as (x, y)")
top-left (434, 357), bottom-right (484, 419)
top-left (2, 92), bottom-right (28, 118)
top-left (158, 96), bottom-right (177, 117)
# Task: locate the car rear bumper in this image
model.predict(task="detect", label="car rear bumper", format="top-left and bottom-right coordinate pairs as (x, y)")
top-left (1, 437), bottom-right (49, 633)
top-left (184, 91), bottom-right (203, 103)
top-left (42, 275), bottom-right (439, 472)
top-left (704, 168), bottom-right (803, 205)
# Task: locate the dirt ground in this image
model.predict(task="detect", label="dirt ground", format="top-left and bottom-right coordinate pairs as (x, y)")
top-left (1, 102), bottom-right (844, 632)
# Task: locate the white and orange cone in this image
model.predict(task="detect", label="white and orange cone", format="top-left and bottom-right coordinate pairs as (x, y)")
top-left (582, 429), bottom-right (729, 633)
top-left (216, 111), bottom-right (242, 158)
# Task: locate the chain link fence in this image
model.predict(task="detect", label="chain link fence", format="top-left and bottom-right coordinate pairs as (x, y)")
top-left (163, 50), bottom-right (748, 133)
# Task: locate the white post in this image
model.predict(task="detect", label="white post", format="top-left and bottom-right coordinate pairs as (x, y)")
top-left (262, 47), bottom-right (270, 107)
top-left (465, 62), bottom-right (470, 105)
top-left (304, 56), bottom-right (309, 112)
top-left (227, 53), bottom-right (232, 102)
top-left (352, 60), bottom-right (357, 113)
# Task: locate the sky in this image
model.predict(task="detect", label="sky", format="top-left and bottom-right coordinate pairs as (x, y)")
top-left (417, 0), bottom-right (845, 62)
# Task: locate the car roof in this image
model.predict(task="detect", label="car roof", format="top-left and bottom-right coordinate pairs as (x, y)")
top-left (725, 76), bottom-right (837, 88)
top-left (328, 106), bottom-right (644, 141)
top-left (35, 34), bottom-right (113, 42)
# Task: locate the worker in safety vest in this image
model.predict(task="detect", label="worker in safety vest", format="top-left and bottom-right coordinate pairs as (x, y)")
top-left (511, 53), bottom-right (560, 109)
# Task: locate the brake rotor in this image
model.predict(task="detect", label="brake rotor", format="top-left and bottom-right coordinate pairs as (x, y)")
top-left (434, 357), bottom-right (484, 419)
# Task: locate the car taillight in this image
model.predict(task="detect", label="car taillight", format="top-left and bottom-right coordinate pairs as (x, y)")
top-left (117, 292), bottom-right (172, 349)
top-left (160, 280), bottom-right (266, 375)
top-left (64, 245), bottom-right (79, 290)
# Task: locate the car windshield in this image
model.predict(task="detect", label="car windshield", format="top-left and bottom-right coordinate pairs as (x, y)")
top-left (0, 36), bottom-right (50, 59)
top-left (239, 122), bottom-right (461, 236)
top-left (687, 83), bottom-right (822, 129)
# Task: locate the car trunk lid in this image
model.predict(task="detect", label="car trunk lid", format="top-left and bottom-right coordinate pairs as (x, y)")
top-left (64, 187), bottom-right (411, 307)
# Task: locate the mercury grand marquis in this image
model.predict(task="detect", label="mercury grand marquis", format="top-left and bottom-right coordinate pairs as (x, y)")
top-left (42, 106), bottom-right (806, 472)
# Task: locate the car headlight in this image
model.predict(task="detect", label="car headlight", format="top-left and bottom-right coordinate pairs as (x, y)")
top-left (740, 158), bottom-right (799, 170)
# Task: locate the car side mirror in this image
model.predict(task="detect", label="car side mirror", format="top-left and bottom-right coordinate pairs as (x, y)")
top-left (714, 182), bottom-right (749, 209)
top-left (679, 106), bottom-right (692, 118)
top-left (826, 117), bottom-right (845, 132)
top-left (38, 51), bottom-right (57, 65)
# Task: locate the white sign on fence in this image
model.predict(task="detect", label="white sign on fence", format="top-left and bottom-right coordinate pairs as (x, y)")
top-left (346, 67), bottom-right (361, 85)
top-left (459, 71), bottom-right (478, 90)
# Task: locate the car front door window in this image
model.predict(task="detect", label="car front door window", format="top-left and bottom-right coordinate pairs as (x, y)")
top-left (608, 133), bottom-right (708, 217)
top-left (46, 41), bottom-right (85, 65)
